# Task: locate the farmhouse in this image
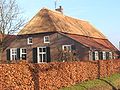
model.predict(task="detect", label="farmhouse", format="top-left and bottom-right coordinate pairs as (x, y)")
top-left (2, 7), bottom-right (119, 63)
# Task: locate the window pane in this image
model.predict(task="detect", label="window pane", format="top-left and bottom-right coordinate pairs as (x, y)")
top-left (43, 48), bottom-right (46, 52)
top-left (28, 37), bottom-right (33, 44)
top-left (29, 39), bottom-right (32, 43)
top-left (39, 48), bottom-right (42, 52)
top-left (109, 52), bottom-right (113, 59)
top-left (11, 48), bottom-right (17, 60)
top-left (43, 54), bottom-right (46, 62)
top-left (68, 46), bottom-right (71, 51)
top-left (95, 51), bottom-right (99, 60)
top-left (22, 54), bottom-right (26, 60)
top-left (64, 46), bottom-right (67, 51)
top-left (39, 54), bottom-right (42, 62)
top-left (22, 49), bottom-right (26, 53)
top-left (63, 45), bottom-right (71, 52)
top-left (15, 55), bottom-right (17, 60)
top-left (44, 36), bottom-right (50, 43)
top-left (103, 52), bottom-right (106, 60)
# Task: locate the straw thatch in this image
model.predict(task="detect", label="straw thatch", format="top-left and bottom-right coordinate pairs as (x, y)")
top-left (18, 8), bottom-right (106, 39)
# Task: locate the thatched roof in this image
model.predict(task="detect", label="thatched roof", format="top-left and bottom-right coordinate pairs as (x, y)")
top-left (18, 8), bottom-right (106, 39)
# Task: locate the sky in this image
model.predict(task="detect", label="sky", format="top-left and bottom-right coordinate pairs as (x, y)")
top-left (17, 0), bottom-right (120, 49)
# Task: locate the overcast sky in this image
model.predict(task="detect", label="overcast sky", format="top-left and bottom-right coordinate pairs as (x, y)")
top-left (17, 0), bottom-right (120, 49)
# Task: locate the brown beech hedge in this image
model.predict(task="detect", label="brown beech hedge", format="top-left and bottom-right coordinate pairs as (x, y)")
top-left (0, 59), bottom-right (120, 90)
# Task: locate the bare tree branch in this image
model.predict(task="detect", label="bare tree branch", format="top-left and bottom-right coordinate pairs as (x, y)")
top-left (0, 0), bottom-right (25, 62)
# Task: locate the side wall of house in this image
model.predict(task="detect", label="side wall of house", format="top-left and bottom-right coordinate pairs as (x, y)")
top-left (2, 32), bottom-right (89, 63)
top-left (50, 33), bottom-right (89, 61)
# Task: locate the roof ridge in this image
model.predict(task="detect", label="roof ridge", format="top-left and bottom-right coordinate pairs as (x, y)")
top-left (18, 7), bottom-right (106, 39)
top-left (42, 8), bottom-right (88, 22)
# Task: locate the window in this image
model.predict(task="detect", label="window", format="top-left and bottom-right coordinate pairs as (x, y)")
top-left (99, 51), bottom-right (103, 60)
top-left (103, 51), bottom-right (106, 60)
top-left (37, 47), bottom-right (47, 63)
top-left (10, 48), bottom-right (17, 60)
top-left (62, 45), bottom-right (71, 52)
top-left (95, 51), bottom-right (99, 60)
top-left (106, 52), bottom-right (109, 60)
top-left (89, 51), bottom-right (93, 60)
top-left (44, 36), bottom-right (50, 43)
top-left (27, 37), bottom-right (33, 44)
top-left (20, 48), bottom-right (27, 60)
top-left (109, 52), bottom-right (113, 59)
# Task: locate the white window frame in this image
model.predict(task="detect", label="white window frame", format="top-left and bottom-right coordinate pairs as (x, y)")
top-left (109, 52), bottom-right (113, 59)
top-left (95, 51), bottom-right (99, 60)
top-left (103, 51), bottom-right (106, 60)
top-left (44, 36), bottom-right (50, 43)
top-left (27, 37), bottom-right (33, 44)
top-left (62, 45), bottom-right (71, 52)
top-left (37, 47), bottom-right (47, 63)
top-left (10, 48), bottom-right (17, 60)
top-left (20, 48), bottom-right (27, 60)
top-left (89, 51), bottom-right (93, 60)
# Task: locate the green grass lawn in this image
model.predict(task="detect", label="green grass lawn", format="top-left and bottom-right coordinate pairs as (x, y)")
top-left (60, 73), bottom-right (120, 90)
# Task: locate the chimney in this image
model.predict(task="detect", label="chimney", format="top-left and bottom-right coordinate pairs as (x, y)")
top-left (55, 6), bottom-right (63, 14)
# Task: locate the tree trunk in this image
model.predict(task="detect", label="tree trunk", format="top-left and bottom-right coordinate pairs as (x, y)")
top-left (0, 47), bottom-right (3, 63)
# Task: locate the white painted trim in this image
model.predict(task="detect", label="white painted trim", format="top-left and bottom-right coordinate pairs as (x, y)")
top-left (103, 51), bottom-right (106, 60)
top-left (37, 47), bottom-right (47, 63)
top-left (10, 48), bottom-right (17, 60)
top-left (89, 51), bottom-right (93, 60)
top-left (95, 51), bottom-right (99, 60)
top-left (44, 36), bottom-right (50, 43)
top-left (109, 52), bottom-right (113, 59)
top-left (62, 45), bottom-right (71, 52)
top-left (27, 37), bottom-right (33, 45)
top-left (20, 48), bottom-right (27, 60)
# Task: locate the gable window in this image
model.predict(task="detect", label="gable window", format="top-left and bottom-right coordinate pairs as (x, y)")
top-left (20, 48), bottom-right (27, 60)
top-left (27, 37), bottom-right (33, 44)
top-left (62, 45), bottom-right (71, 52)
top-left (44, 36), bottom-right (50, 43)
top-left (10, 48), bottom-right (17, 60)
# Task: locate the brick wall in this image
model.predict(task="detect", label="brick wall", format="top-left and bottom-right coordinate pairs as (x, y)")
top-left (0, 60), bottom-right (120, 90)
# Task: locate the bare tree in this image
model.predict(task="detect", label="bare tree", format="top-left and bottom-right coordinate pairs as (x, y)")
top-left (57, 46), bottom-right (79, 62)
top-left (0, 0), bottom-right (25, 62)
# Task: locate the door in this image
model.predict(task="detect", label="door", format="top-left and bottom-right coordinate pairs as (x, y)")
top-left (37, 47), bottom-right (47, 63)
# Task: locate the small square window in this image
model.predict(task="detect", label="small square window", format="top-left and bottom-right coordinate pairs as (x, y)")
top-left (44, 36), bottom-right (50, 43)
top-left (27, 37), bottom-right (33, 44)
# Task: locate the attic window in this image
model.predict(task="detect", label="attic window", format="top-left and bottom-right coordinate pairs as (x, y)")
top-left (27, 37), bottom-right (33, 44)
top-left (44, 36), bottom-right (50, 43)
